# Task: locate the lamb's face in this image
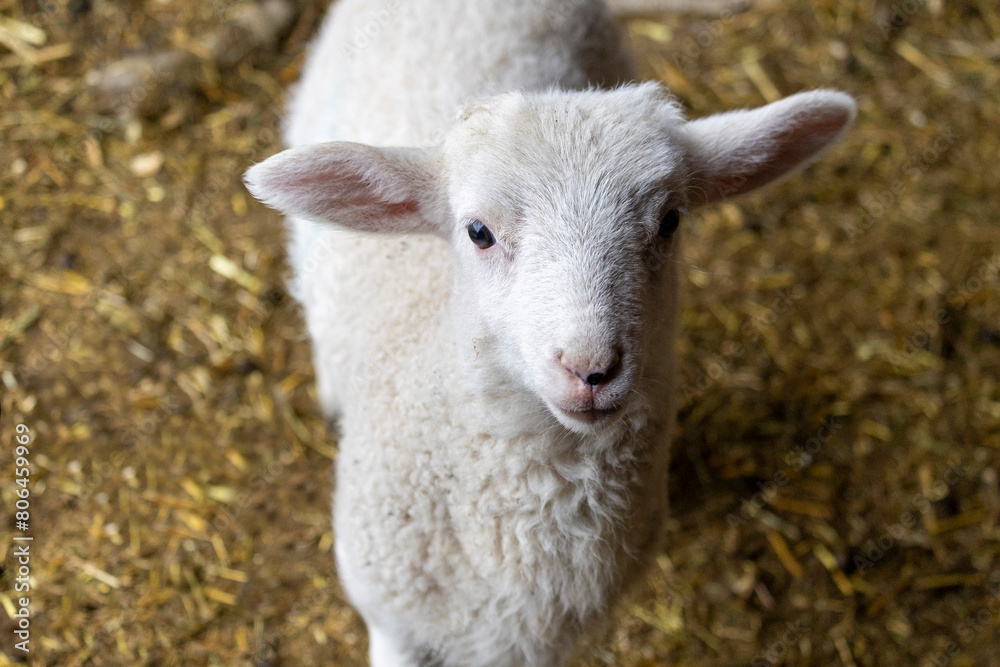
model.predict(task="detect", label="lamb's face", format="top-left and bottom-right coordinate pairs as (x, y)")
top-left (443, 87), bottom-right (690, 433)
top-left (245, 83), bottom-right (854, 436)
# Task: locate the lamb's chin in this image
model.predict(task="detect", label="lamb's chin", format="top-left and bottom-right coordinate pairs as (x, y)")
top-left (548, 402), bottom-right (626, 436)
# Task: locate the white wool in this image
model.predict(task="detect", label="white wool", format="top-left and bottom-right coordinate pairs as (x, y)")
top-left (244, 1), bottom-right (855, 665)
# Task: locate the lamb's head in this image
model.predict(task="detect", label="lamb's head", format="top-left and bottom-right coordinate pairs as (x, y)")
top-left (245, 83), bottom-right (855, 434)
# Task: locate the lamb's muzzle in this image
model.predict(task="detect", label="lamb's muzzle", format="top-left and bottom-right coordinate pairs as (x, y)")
top-left (558, 347), bottom-right (622, 387)
top-left (552, 346), bottom-right (628, 423)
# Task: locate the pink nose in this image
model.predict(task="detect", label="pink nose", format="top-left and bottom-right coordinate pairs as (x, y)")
top-left (559, 350), bottom-right (621, 387)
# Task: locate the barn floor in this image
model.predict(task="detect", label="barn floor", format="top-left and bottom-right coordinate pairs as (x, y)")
top-left (1, 0), bottom-right (998, 665)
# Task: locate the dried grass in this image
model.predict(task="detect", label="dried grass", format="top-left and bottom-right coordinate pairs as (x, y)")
top-left (1, 0), bottom-right (998, 665)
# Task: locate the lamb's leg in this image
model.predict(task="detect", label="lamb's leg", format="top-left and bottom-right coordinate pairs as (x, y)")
top-left (368, 625), bottom-right (418, 667)
top-left (311, 342), bottom-right (343, 425)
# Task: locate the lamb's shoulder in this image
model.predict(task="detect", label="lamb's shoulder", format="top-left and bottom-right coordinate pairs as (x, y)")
top-left (290, 223), bottom-right (451, 413)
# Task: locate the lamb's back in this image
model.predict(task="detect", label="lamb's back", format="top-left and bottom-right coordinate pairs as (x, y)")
top-left (285, 0), bottom-right (632, 148)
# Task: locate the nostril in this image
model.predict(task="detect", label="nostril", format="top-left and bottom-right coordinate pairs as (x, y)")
top-left (558, 350), bottom-right (622, 388)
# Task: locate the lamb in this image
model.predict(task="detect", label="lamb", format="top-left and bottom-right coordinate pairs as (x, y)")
top-left (243, 1), bottom-right (856, 665)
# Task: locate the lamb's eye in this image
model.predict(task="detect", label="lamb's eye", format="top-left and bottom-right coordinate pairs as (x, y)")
top-left (659, 208), bottom-right (681, 238)
top-left (467, 220), bottom-right (495, 249)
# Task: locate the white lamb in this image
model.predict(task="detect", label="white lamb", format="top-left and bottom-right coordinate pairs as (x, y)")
top-left (244, 1), bottom-right (855, 665)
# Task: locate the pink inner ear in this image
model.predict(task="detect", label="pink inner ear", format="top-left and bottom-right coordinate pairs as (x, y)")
top-left (260, 152), bottom-right (429, 232)
top-left (245, 141), bottom-right (439, 235)
top-left (769, 104), bottom-right (854, 169)
top-left (382, 200), bottom-right (421, 217)
top-left (285, 161), bottom-right (400, 211)
top-left (715, 105), bottom-right (853, 198)
top-left (686, 91), bottom-right (856, 205)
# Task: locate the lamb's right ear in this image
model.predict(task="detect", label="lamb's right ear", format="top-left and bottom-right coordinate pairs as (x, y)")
top-left (681, 90), bottom-right (856, 205)
top-left (244, 142), bottom-right (444, 235)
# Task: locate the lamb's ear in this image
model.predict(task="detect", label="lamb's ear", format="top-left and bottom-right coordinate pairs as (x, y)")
top-left (681, 90), bottom-right (856, 205)
top-left (244, 142), bottom-right (444, 234)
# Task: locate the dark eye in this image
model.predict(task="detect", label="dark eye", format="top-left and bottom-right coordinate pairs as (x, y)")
top-left (467, 220), bottom-right (495, 249)
top-left (659, 208), bottom-right (681, 238)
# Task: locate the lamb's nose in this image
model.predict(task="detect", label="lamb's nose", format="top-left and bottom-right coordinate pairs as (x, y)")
top-left (559, 351), bottom-right (621, 387)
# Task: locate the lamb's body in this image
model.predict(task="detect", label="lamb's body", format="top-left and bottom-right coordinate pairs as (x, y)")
top-left (285, 2), bottom-right (672, 664)
top-left (248, 1), bottom-right (855, 664)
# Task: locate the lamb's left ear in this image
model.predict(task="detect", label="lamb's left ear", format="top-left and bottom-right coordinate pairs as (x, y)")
top-left (244, 142), bottom-right (444, 234)
top-left (681, 90), bottom-right (856, 205)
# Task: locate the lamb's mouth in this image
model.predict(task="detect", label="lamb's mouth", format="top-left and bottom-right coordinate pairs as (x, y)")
top-left (553, 404), bottom-right (622, 426)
